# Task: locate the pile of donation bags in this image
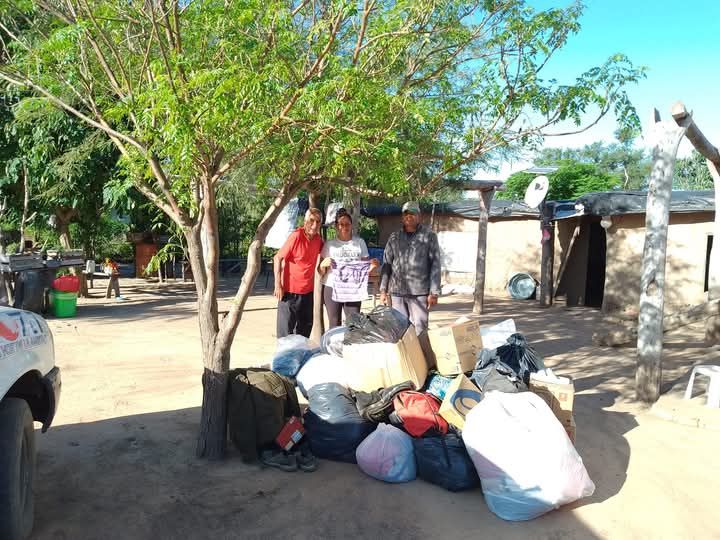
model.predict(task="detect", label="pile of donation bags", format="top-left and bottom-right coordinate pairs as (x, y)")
top-left (236, 307), bottom-right (595, 522)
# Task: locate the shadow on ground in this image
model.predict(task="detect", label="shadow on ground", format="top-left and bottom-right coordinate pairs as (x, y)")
top-left (34, 407), bottom-right (607, 540)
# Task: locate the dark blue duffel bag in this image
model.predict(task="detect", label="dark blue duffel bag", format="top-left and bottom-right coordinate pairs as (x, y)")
top-left (412, 431), bottom-right (480, 492)
top-left (303, 383), bottom-right (374, 463)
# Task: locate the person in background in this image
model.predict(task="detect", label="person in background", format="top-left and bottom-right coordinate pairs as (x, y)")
top-left (379, 201), bottom-right (441, 334)
top-left (102, 258), bottom-right (126, 301)
top-left (317, 208), bottom-right (379, 328)
top-left (273, 208), bottom-right (324, 338)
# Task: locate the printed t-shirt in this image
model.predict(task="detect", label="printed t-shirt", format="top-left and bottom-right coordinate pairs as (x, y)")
top-left (320, 236), bottom-right (369, 287)
top-left (278, 227), bottom-right (323, 294)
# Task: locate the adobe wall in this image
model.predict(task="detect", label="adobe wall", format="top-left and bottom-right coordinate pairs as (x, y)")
top-left (375, 213), bottom-right (541, 296)
top-left (602, 213), bottom-right (712, 313)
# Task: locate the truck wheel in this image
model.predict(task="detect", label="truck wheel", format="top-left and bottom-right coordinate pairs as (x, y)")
top-left (0, 398), bottom-right (36, 540)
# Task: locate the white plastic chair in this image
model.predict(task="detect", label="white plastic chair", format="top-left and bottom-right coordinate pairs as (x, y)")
top-left (683, 365), bottom-right (720, 408)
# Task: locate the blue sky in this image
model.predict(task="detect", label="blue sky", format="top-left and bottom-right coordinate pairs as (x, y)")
top-left (481, 0), bottom-right (720, 179)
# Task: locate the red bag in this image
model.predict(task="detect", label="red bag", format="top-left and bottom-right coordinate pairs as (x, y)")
top-left (52, 275), bottom-right (80, 293)
top-left (392, 391), bottom-right (448, 437)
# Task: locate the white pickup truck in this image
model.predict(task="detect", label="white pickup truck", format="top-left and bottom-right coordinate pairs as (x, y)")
top-left (0, 306), bottom-right (61, 540)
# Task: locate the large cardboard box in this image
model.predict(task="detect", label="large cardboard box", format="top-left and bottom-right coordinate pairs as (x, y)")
top-left (529, 373), bottom-right (575, 426)
top-left (439, 374), bottom-right (482, 430)
top-left (428, 320), bottom-right (482, 375)
top-left (342, 327), bottom-right (428, 392)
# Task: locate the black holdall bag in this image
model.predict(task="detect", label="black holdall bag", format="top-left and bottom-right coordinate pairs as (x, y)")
top-left (413, 431), bottom-right (480, 492)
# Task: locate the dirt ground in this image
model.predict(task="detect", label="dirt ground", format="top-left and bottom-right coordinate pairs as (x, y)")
top-left (31, 277), bottom-right (720, 539)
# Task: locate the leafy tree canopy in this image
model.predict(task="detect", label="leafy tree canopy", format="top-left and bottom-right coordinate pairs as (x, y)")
top-left (673, 150), bottom-right (714, 191)
top-left (533, 129), bottom-right (651, 190)
top-left (497, 159), bottom-right (620, 201)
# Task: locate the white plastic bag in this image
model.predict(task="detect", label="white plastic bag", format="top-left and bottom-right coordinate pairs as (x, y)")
top-left (462, 391), bottom-right (595, 521)
top-left (275, 334), bottom-right (310, 354)
top-left (479, 319), bottom-right (517, 350)
top-left (295, 353), bottom-right (350, 397)
top-left (356, 423), bottom-right (416, 483)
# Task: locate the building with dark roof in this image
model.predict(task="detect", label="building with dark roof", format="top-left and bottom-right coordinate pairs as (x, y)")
top-left (364, 190), bottom-right (716, 312)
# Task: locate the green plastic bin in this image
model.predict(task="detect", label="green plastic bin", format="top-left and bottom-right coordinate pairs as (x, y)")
top-left (50, 289), bottom-right (78, 318)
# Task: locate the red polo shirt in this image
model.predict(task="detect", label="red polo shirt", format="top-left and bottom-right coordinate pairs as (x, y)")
top-left (278, 227), bottom-right (323, 294)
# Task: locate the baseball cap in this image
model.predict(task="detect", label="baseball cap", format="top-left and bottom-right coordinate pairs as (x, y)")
top-left (401, 201), bottom-right (420, 214)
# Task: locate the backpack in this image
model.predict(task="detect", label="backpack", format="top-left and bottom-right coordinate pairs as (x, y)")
top-left (390, 391), bottom-right (448, 437)
top-left (227, 368), bottom-right (300, 462)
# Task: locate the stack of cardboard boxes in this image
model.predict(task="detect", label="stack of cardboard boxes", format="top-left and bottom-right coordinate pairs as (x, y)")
top-left (427, 320), bottom-right (484, 430)
top-left (425, 318), bottom-right (577, 444)
top-left (344, 315), bottom-right (578, 444)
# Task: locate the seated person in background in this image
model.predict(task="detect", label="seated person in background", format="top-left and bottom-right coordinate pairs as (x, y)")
top-left (318, 208), bottom-right (379, 329)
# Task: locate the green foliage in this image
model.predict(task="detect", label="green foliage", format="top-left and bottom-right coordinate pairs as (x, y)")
top-left (216, 166), bottom-right (274, 257)
top-left (535, 140), bottom-right (650, 190)
top-left (144, 232), bottom-right (184, 276)
top-left (70, 215), bottom-right (132, 261)
top-left (498, 160), bottom-right (620, 201)
top-left (358, 216), bottom-right (379, 247)
top-left (0, 91), bottom-right (119, 249)
top-left (673, 151), bottom-right (714, 191)
top-left (0, 0), bottom-right (645, 213)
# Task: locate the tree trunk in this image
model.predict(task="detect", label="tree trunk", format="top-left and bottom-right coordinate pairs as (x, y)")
top-left (55, 207), bottom-right (77, 250)
top-left (308, 189), bottom-right (325, 344)
top-left (17, 165), bottom-right (29, 253)
top-left (57, 222), bottom-right (71, 250)
top-left (341, 189), bottom-right (362, 236)
top-left (193, 182), bottom-right (300, 459)
top-left (473, 189), bottom-right (495, 314)
top-left (636, 114), bottom-right (686, 404)
top-left (539, 202), bottom-right (554, 307)
top-left (308, 190), bottom-right (321, 210)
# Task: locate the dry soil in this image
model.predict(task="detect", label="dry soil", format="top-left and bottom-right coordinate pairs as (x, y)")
top-left (31, 277), bottom-right (720, 540)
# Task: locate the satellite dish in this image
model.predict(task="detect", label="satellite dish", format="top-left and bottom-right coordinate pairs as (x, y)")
top-left (524, 175), bottom-right (549, 209)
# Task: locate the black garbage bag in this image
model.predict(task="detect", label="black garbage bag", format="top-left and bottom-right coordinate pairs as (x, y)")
top-left (303, 383), bottom-right (375, 463)
top-left (413, 431), bottom-right (480, 492)
top-left (495, 333), bottom-right (545, 385)
top-left (470, 348), bottom-right (527, 394)
top-left (343, 306), bottom-right (410, 345)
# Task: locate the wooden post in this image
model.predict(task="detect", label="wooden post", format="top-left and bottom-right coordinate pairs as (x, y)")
top-left (636, 110), bottom-right (687, 403)
top-left (671, 102), bottom-right (720, 343)
top-left (539, 202), bottom-right (554, 307)
top-left (473, 188), bottom-right (495, 314)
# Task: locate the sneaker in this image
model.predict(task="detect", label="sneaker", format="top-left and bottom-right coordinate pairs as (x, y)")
top-left (294, 446), bottom-right (318, 472)
top-left (260, 449), bottom-right (297, 472)
top-left (115, 296), bottom-right (127, 302)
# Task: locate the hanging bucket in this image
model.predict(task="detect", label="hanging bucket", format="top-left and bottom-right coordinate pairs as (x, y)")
top-left (507, 273), bottom-right (537, 300)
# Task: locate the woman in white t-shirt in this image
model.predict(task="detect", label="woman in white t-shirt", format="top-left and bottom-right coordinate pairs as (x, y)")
top-left (317, 208), bottom-right (379, 328)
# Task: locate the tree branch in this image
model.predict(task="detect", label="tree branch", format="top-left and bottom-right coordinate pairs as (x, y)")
top-left (671, 101), bottom-right (720, 166)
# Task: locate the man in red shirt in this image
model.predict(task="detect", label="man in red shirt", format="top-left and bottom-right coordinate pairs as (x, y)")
top-left (273, 208), bottom-right (323, 338)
